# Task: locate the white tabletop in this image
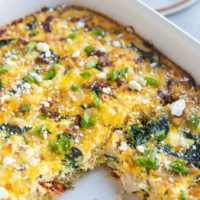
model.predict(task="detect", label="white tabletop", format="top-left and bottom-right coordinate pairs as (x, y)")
top-left (166, 1), bottom-right (200, 41)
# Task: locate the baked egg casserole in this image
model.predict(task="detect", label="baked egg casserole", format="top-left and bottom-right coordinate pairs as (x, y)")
top-left (0, 5), bottom-right (199, 200)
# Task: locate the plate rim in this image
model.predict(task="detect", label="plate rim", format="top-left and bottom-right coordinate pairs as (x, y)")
top-left (142, 0), bottom-right (198, 16)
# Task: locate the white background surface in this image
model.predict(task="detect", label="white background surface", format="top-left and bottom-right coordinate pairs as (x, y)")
top-left (147, 0), bottom-right (200, 41)
top-left (167, 1), bottom-right (200, 41)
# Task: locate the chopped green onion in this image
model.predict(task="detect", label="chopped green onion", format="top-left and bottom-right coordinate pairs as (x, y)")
top-left (85, 45), bottom-right (95, 54)
top-left (26, 72), bottom-right (37, 84)
top-left (71, 83), bottom-right (80, 91)
top-left (92, 27), bottom-right (106, 37)
top-left (134, 149), bottom-right (160, 171)
top-left (44, 64), bottom-right (56, 80)
top-left (154, 130), bottom-right (166, 141)
top-left (0, 64), bottom-right (11, 73)
top-left (168, 159), bottom-right (190, 175)
top-left (19, 104), bottom-right (31, 112)
top-left (144, 77), bottom-right (159, 87)
top-left (49, 134), bottom-right (74, 155)
top-left (93, 94), bottom-right (102, 108)
top-left (109, 70), bottom-right (118, 81)
top-left (32, 124), bottom-right (46, 135)
top-left (85, 57), bottom-right (98, 68)
top-left (68, 33), bottom-right (76, 40)
top-left (118, 67), bottom-right (128, 78)
top-left (180, 190), bottom-right (186, 200)
top-left (24, 42), bottom-right (37, 53)
top-left (80, 72), bottom-right (91, 78)
top-left (38, 114), bottom-right (48, 119)
top-left (109, 67), bottom-right (128, 81)
top-left (80, 112), bottom-right (98, 128)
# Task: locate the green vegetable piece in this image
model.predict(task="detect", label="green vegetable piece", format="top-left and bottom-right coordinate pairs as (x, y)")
top-left (19, 104), bottom-right (31, 112)
top-left (189, 114), bottom-right (199, 128)
top-left (93, 93), bottom-right (102, 108)
top-left (154, 130), bottom-right (166, 141)
top-left (26, 72), bottom-right (37, 84)
top-left (0, 123), bottom-right (27, 135)
top-left (110, 70), bottom-right (118, 81)
top-left (71, 83), bottom-right (79, 91)
top-left (92, 27), bottom-right (106, 37)
top-left (128, 124), bottom-right (150, 148)
top-left (63, 147), bottom-right (82, 169)
top-left (168, 159), bottom-right (190, 175)
top-left (180, 190), bottom-right (186, 200)
top-left (38, 114), bottom-right (48, 119)
top-left (0, 64), bottom-right (11, 73)
top-left (85, 45), bottom-right (95, 54)
top-left (80, 72), bottom-right (91, 78)
top-left (105, 155), bottom-right (119, 163)
top-left (0, 81), bottom-right (4, 90)
top-left (109, 67), bottom-right (128, 81)
top-left (128, 116), bottom-right (168, 147)
top-left (80, 112), bottom-right (98, 128)
top-left (145, 77), bottom-right (159, 87)
top-left (135, 149), bottom-right (160, 171)
top-left (25, 42), bottom-right (37, 52)
top-left (44, 64), bottom-right (56, 80)
top-left (50, 134), bottom-right (74, 155)
top-left (68, 33), bottom-right (76, 40)
top-left (118, 67), bottom-right (128, 78)
top-left (85, 57), bottom-right (98, 68)
top-left (89, 114), bottom-right (98, 126)
top-left (32, 124), bottom-right (46, 135)
top-left (0, 39), bottom-right (14, 48)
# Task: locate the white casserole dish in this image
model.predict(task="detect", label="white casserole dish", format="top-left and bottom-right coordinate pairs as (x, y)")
top-left (0, 0), bottom-right (199, 199)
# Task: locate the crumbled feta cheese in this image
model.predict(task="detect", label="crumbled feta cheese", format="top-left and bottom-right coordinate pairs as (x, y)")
top-left (99, 47), bottom-right (107, 52)
top-left (31, 157), bottom-right (40, 166)
top-left (41, 101), bottom-right (50, 108)
top-left (78, 60), bottom-right (85, 67)
top-left (135, 76), bottom-right (146, 86)
top-left (0, 187), bottom-right (9, 199)
top-left (113, 41), bottom-right (121, 47)
top-left (136, 145), bottom-right (145, 153)
top-left (23, 82), bottom-right (31, 89)
top-left (72, 50), bottom-right (80, 58)
top-left (45, 50), bottom-right (51, 58)
top-left (171, 99), bottom-right (186, 117)
top-left (74, 125), bottom-right (79, 130)
top-left (119, 142), bottom-right (128, 151)
top-left (76, 21), bottom-right (85, 29)
top-left (67, 38), bottom-right (73, 44)
top-left (36, 42), bottom-right (50, 52)
top-left (150, 62), bottom-right (157, 68)
top-left (102, 87), bottom-right (111, 94)
top-left (30, 72), bottom-right (42, 82)
top-left (138, 183), bottom-right (148, 191)
top-left (3, 156), bottom-right (16, 166)
top-left (163, 159), bottom-right (171, 170)
top-left (96, 72), bottom-right (107, 79)
top-left (128, 81), bottom-right (142, 91)
top-left (117, 33), bottom-right (123, 38)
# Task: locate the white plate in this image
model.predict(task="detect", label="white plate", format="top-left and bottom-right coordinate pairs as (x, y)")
top-left (141, 0), bottom-right (198, 15)
top-left (0, 0), bottom-right (200, 200)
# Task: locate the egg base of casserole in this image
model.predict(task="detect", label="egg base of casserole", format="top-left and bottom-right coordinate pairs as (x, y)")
top-left (0, 5), bottom-right (199, 200)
